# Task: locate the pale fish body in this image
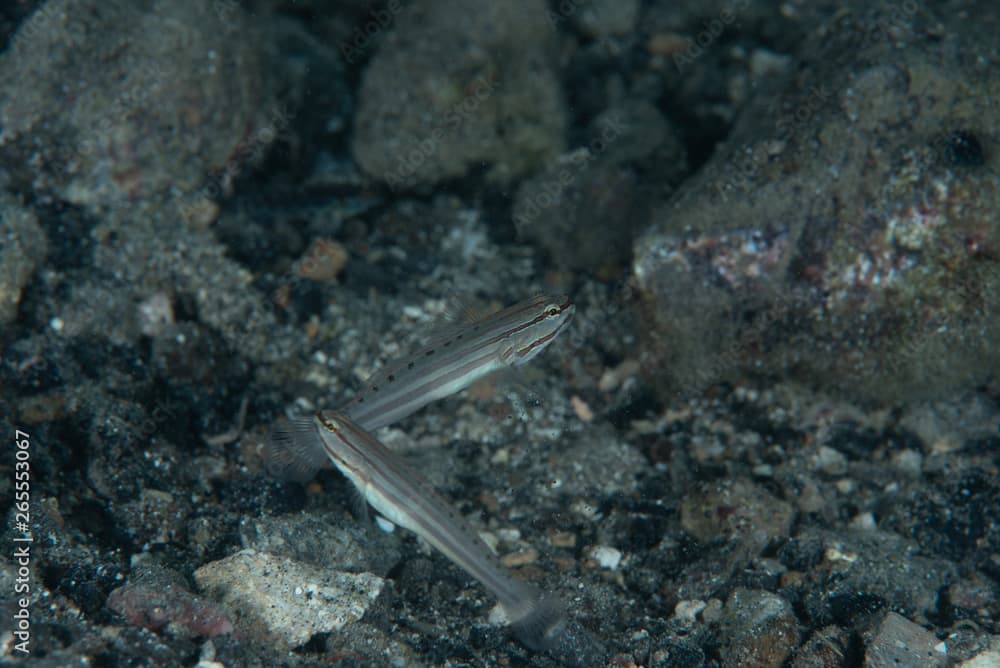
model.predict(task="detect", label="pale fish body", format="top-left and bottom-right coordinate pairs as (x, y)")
top-left (269, 410), bottom-right (567, 650)
top-left (342, 294), bottom-right (574, 431)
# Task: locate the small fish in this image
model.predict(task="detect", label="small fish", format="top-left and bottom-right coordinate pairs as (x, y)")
top-left (269, 410), bottom-right (567, 650)
top-left (341, 294), bottom-right (574, 431)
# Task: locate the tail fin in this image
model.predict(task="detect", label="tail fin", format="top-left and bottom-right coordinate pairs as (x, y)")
top-left (510, 593), bottom-right (568, 651)
top-left (264, 416), bottom-right (330, 483)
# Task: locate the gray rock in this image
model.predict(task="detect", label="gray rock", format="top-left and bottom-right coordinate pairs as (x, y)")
top-left (0, 0), bottom-right (280, 213)
top-left (789, 625), bottom-right (849, 668)
top-left (633, 1), bottom-right (1000, 403)
top-left (681, 478), bottom-right (795, 554)
top-left (194, 549), bottom-right (385, 648)
top-left (864, 611), bottom-right (946, 668)
top-left (352, 0), bottom-right (566, 189)
top-left (718, 588), bottom-right (799, 668)
top-left (788, 528), bottom-right (958, 624)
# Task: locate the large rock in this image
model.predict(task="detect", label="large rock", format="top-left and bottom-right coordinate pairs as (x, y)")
top-left (632, 2), bottom-right (1000, 403)
top-left (194, 549), bottom-right (385, 648)
top-left (352, 0), bottom-right (566, 189)
top-left (0, 0), bottom-right (280, 214)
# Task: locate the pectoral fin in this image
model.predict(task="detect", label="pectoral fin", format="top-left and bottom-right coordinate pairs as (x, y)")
top-left (265, 416), bottom-right (331, 483)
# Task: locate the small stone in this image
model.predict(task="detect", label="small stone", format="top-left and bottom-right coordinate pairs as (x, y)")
top-left (749, 49), bottom-right (793, 78)
top-left (647, 33), bottom-right (689, 57)
top-left (947, 573), bottom-right (999, 618)
top-left (719, 589), bottom-right (799, 668)
top-left (499, 547), bottom-right (538, 568)
top-left (0, 195), bottom-right (47, 326)
top-left (490, 447), bottom-right (510, 465)
top-left (567, 0), bottom-right (639, 38)
top-left (701, 598), bottom-right (724, 624)
top-left (548, 530), bottom-right (577, 548)
top-left (181, 197), bottom-right (220, 228)
top-left (681, 479), bottom-right (795, 554)
top-left (294, 238), bottom-right (348, 282)
top-left (138, 292), bottom-right (175, 337)
top-left (587, 545), bottom-right (623, 571)
top-left (890, 449), bottom-right (923, 477)
top-left (598, 359), bottom-right (640, 392)
top-left (849, 512), bottom-right (877, 531)
top-left (810, 446), bottom-right (848, 476)
top-left (495, 528), bottom-right (522, 545)
top-left (108, 565), bottom-right (233, 638)
top-left (789, 625), bottom-right (849, 668)
top-left (864, 612), bottom-right (946, 668)
top-left (571, 394), bottom-right (595, 422)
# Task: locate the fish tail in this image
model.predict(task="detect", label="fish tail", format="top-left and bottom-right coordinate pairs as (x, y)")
top-left (510, 593), bottom-right (568, 651)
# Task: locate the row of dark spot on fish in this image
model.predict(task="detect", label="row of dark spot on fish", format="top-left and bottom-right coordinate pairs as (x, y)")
top-left (357, 324), bottom-right (484, 399)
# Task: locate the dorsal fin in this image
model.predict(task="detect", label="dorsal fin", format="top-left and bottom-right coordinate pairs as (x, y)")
top-left (264, 416), bottom-right (331, 483)
top-left (354, 294), bottom-right (489, 392)
top-left (414, 293), bottom-right (490, 351)
top-left (440, 292), bottom-right (486, 325)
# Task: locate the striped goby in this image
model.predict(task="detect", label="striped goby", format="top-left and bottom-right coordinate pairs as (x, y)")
top-left (341, 294), bottom-right (574, 431)
top-left (268, 410), bottom-right (568, 651)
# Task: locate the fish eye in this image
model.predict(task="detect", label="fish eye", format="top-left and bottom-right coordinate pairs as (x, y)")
top-left (546, 306), bottom-right (561, 317)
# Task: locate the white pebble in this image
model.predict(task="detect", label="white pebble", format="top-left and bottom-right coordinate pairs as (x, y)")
top-left (588, 545), bottom-right (623, 571)
top-left (674, 599), bottom-right (707, 622)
